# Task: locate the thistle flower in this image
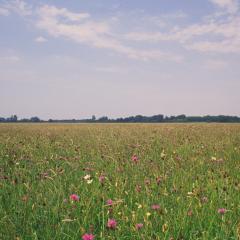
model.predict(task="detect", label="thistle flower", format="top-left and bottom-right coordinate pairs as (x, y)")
top-left (99, 175), bottom-right (105, 184)
top-left (107, 219), bottom-right (117, 229)
top-left (218, 208), bottom-right (226, 214)
top-left (151, 204), bottom-right (160, 210)
top-left (106, 199), bottom-right (113, 206)
top-left (82, 233), bottom-right (95, 240)
top-left (131, 154), bottom-right (139, 163)
top-left (70, 194), bottom-right (79, 201)
top-left (135, 223), bottom-right (143, 230)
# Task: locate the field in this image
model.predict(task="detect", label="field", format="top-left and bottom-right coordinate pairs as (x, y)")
top-left (0, 123), bottom-right (240, 240)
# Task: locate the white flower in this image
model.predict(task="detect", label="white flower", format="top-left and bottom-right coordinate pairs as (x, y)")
top-left (87, 179), bottom-right (93, 184)
top-left (84, 174), bottom-right (91, 180)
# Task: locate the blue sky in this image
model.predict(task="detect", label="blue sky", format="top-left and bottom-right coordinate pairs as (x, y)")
top-left (0, 0), bottom-right (240, 119)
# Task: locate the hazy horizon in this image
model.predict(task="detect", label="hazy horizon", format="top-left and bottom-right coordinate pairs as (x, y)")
top-left (1, 0), bottom-right (240, 119)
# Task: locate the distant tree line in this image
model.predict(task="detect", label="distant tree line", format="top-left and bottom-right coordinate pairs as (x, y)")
top-left (0, 115), bottom-right (41, 123)
top-left (1, 114), bottom-right (240, 123)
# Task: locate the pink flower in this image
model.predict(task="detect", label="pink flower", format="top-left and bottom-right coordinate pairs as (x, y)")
top-left (82, 233), bottom-right (95, 240)
top-left (151, 204), bottom-right (160, 210)
top-left (99, 175), bottom-right (105, 184)
top-left (135, 223), bottom-right (143, 230)
top-left (131, 154), bottom-right (139, 163)
top-left (107, 219), bottom-right (117, 229)
top-left (106, 199), bottom-right (113, 206)
top-left (218, 208), bottom-right (226, 214)
top-left (70, 194), bottom-right (79, 201)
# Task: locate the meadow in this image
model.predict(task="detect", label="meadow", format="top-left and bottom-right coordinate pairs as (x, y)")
top-left (0, 123), bottom-right (239, 240)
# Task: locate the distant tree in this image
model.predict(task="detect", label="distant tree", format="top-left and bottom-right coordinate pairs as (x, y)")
top-left (98, 116), bottom-right (108, 122)
top-left (30, 117), bottom-right (40, 122)
top-left (91, 115), bottom-right (96, 121)
top-left (8, 115), bottom-right (18, 122)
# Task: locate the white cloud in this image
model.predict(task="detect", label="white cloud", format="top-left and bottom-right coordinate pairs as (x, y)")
top-left (0, 7), bottom-right (9, 16)
top-left (35, 4), bottom-right (182, 61)
top-left (4, 0), bottom-right (32, 16)
top-left (125, 13), bottom-right (240, 54)
top-left (209, 0), bottom-right (239, 13)
top-left (35, 36), bottom-right (47, 43)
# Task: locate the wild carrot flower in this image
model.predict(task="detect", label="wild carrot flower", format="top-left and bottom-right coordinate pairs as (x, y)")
top-left (84, 174), bottom-right (91, 180)
top-left (82, 233), bottom-right (95, 240)
top-left (106, 199), bottom-right (113, 206)
top-left (135, 223), bottom-right (143, 230)
top-left (70, 194), bottom-right (79, 201)
top-left (107, 219), bottom-right (117, 229)
top-left (218, 208), bottom-right (226, 214)
top-left (151, 204), bottom-right (160, 210)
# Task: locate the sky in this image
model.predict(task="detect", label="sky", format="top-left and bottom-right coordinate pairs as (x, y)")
top-left (0, 0), bottom-right (240, 120)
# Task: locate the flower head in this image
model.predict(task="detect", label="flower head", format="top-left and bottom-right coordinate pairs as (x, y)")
top-left (82, 233), bottom-right (95, 240)
top-left (70, 194), bottom-right (79, 201)
top-left (135, 223), bottom-right (143, 230)
top-left (131, 154), bottom-right (139, 163)
top-left (106, 199), bottom-right (113, 206)
top-left (107, 219), bottom-right (117, 229)
top-left (151, 204), bottom-right (160, 210)
top-left (99, 175), bottom-right (105, 184)
top-left (218, 208), bottom-right (226, 214)
top-left (84, 174), bottom-right (91, 180)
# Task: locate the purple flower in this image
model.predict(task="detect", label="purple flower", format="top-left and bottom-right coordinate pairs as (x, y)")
top-left (151, 204), bottom-right (160, 210)
top-left (218, 208), bottom-right (226, 214)
top-left (70, 194), bottom-right (79, 201)
top-left (82, 233), bottom-right (95, 240)
top-left (106, 199), bottom-right (113, 206)
top-left (135, 223), bottom-right (144, 230)
top-left (107, 219), bottom-right (117, 229)
top-left (99, 175), bottom-right (105, 184)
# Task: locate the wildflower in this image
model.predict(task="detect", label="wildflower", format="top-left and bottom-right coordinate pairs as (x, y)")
top-left (131, 154), bottom-right (139, 163)
top-left (218, 208), bottom-right (226, 214)
top-left (156, 177), bottom-right (162, 185)
top-left (99, 175), bottom-right (105, 184)
top-left (201, 196), bottom-right (208, 203)
top-left (82, 233), bottom-right (95, 240)
top-left (70, 194), bottom-right (79, 201)
top-left (106, 199), bottom-right (113, 206)
top-left (135, 223), bottom-right (143, 230)
top-left (146, 212), bottom-right (151, 217)
top-left (87, 179), bottom-right (93, 184)
top-left (84, 174), bottom-right (91, 180)
top-left (151, 204), bottom-right (160, 210)
top-left (107, 219), bottom-right (117, 229)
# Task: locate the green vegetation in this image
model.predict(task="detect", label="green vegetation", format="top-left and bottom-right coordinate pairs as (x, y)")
top-left (0, 124), bottom-right (240, 239)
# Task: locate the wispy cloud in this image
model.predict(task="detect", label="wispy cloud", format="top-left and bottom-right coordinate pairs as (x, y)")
top-left (35, 4), bottom-right (182, 61)
top-left (35, 36), bottom-right (47, 43)
top-left (125, 2), bottom-right (240, 55)
top-left (209, 0), bottom-right (239, 13)
top-left (4, 0), bottom-right (32, 16)
top-left (0, 7), bottom-right (9, 16)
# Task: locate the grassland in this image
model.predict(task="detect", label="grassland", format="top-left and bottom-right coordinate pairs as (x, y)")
top-left (0, 123), bottom-right (240, 240)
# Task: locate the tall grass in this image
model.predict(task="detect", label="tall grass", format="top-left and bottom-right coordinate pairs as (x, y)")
top-left (0, 123), bottom-right (239, 239)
